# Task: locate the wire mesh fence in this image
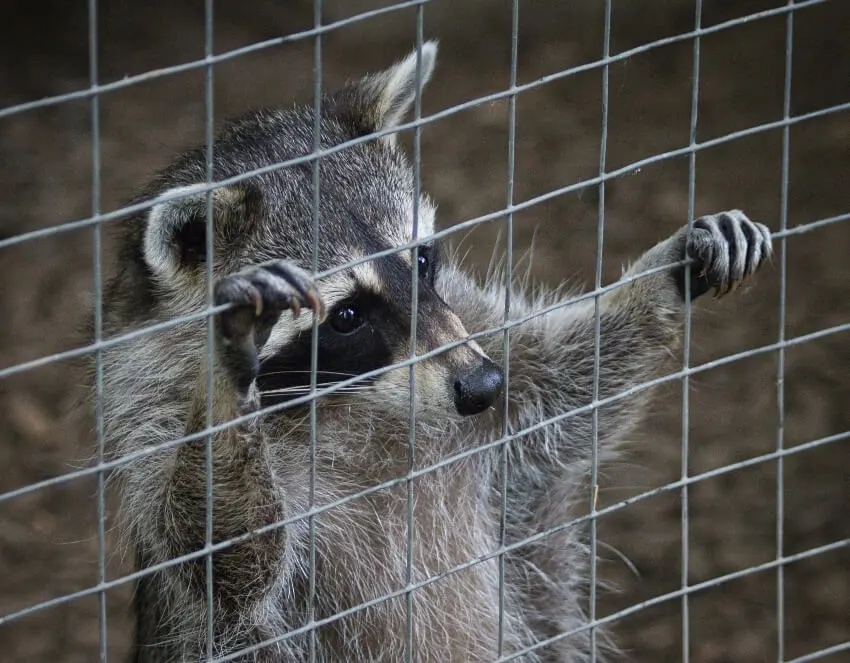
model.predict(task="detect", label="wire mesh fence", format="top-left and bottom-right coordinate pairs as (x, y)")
top-left (0, 0), bottom-right (848, 661)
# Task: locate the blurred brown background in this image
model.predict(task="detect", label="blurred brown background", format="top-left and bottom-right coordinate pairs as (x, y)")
top-left (1, 1), bottom-right (848, 661)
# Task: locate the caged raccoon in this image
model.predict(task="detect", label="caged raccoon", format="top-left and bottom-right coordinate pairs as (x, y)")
top-left (98, 42), bottom-right (772, 662)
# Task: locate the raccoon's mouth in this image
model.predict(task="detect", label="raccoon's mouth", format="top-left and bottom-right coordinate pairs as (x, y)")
top-left (452, 356), bottom-right (504, 417)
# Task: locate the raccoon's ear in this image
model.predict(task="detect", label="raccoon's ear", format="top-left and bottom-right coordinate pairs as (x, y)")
top-left (142, 183), bottom-right (260, 280)
top-left (339, 40), bottom-right (437, 143)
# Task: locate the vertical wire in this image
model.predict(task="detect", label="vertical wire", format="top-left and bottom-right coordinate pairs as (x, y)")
top-left (405, 8), bottom-right (426, 661)
top-left (682, 2), bottom-right (703, 661)
top-left (497, 0), bottom-right (519, 656)
top-left (589, 1), bottom-right (612, 659)
top-left (203, 0), bottom-right (216, 658)
top-left (308, 1), bottom-right (324, 660)
top-left (776, 2), bottom-right (794, 660)
top-left (88, 0), bottom-right (107, 659)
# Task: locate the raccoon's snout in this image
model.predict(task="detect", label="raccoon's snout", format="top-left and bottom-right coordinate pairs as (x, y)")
top-left (453, 357), bottom-right (504, 416)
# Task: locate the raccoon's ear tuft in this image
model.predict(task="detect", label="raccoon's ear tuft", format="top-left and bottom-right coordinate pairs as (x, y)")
top-left (343, 40), bottom-right (438, 143)
top-left (143, 183), bottom-right (260, 280)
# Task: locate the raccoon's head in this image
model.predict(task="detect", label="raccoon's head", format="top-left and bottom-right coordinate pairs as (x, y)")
top-left (134, 41), bottom-right (503, 420)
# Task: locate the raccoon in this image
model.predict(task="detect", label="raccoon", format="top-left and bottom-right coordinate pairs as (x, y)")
top-left (98, 42), bottom-right (772, 662)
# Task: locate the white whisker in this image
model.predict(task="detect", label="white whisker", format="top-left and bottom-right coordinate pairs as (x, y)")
top-left (259, 385), bottom-right (376, 397)
top-left (259, 369), bottom-right (360, 379)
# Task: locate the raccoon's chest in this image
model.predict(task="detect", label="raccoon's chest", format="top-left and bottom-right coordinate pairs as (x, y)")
top-left (276, 460), bottom-right (519, 662)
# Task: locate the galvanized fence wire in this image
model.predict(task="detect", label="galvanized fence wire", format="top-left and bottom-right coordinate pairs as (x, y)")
top-left (308, 3), bottom-right (324, 662)
top-left (776, 2), bottom-right (796, 661)
top-left (0, 0), bottom-right (848, 662)
top-left (681, 0), bottom-right (705, 658)
top-left (87, 0), bottom-right (107, 660)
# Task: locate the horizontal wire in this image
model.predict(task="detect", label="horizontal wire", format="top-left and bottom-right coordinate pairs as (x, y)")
top-left (776, 210), bottom-right (850, 237)
top-left (1, 53), bottom-right (847, 251)
top-left (1, 296), bottom-right (848, 506)
top-left (784, 641), bottom-right (850, 663)
top-left (1, 425), bottom-right (847, 628)
top-left (2, 205), bottom-right (849, 381)
top-left (1, 94), bottom-right (847, 255)
top-left (493, 539), bottom-right (850, 663)
top-left (213, 538), bottom-right (850, 662)
top-left (1, 258), bottom-right (692, 380)
top-left (0, 0), bottom-right (429, 120)
top-left (0, 0), bottom-right (829, 124)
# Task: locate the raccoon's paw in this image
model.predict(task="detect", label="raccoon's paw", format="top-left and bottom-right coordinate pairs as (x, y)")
top-left (214, 261), bottom-right (324, 392)
top-left (683, 210), bottom-right (772, 300)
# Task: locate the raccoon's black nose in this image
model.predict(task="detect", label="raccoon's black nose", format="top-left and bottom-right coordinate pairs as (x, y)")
top-left (453, 357), bottom-right (504, 417)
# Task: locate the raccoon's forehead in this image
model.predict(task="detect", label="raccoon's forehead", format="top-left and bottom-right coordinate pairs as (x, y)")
top-left (369, 193), bottom-right (437, 246)
top-left (246, 164), bottom-right (436, 261)
top-left (312, 180), bottom-right (437, 248)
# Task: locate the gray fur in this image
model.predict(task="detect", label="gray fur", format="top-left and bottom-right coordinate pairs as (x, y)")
top-left (95, 42), bottom-right (772, 662)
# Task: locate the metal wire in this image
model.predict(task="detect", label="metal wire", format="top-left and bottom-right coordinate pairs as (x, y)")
top-left (776, 3), bottom-right (796, 662)
top-left (1, 259), bottom-right (848, 504)
top-left (589, 1), bottom-right (613, 659)
top-left (2, 424), bottom-right (847, 635)
top-left (0, 1), bottom-right (847, 662)
top-left (203, 0), bottom-right (216, 656)
top-left (681, 0), bottom-right (703, 658)
top-left (0, 0), bottom-right (828, 124)
top-left (492, 539), bottom-right (849, 663)
top-left (87, 0), bottom-right (107, 660)
top-left (3, 95), bottom-right (847, 254)
top-left (785, 641), bottom-right (850, 663)
top-left (307, 2), bottom-right (323, 659)
top-left (496, 0), bottom-right (520, 655)
top-left (405, 9), bottom-right (427, 661)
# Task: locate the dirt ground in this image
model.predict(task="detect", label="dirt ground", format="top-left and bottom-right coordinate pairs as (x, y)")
top-left (1, 1), bottom-right (847, 661)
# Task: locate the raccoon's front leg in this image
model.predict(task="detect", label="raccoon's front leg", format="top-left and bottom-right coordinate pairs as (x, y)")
top-left (465, 210), bottom-right (772, 459)
top-left (166, 261), bottom-right (323, 608)
top-left (595, 209), bottom-right (772, 425)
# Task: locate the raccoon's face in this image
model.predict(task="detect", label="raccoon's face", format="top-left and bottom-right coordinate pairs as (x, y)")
top-left (137, 42), bottom-right (503, 421)
top-left (255, 236), bottom-right (503, 420)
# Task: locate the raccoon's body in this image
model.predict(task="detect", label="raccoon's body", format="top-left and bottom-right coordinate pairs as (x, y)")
top-left (98, 43), bottom-right (772, 662)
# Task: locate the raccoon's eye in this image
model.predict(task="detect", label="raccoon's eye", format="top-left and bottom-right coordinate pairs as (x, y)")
top-left (330, 302), bottom-right (365, 334)
top-left (417, 250), bottom-right (432, 282)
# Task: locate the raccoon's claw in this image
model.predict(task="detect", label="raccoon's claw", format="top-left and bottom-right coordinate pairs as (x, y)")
top-left (216, 261), bottom-right (322, 326)
top-left (684, 210), bottom-right (772, 300)
top-left (262, 261), bottom-right (325, 320)
top-left (213, 261), bottom-right (324, 392)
